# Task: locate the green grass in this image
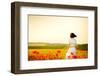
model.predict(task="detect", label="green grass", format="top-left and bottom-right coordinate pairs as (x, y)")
top-left (28, 42), bottom-right (88, 50)
top-left (77, 44), bottom-right (88, 50)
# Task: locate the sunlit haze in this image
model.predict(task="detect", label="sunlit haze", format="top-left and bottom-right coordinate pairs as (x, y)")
top-left (28, 15), bottom-right (88, 44)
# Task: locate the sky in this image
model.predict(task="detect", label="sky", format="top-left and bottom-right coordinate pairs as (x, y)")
top-left (28, 15), bottom-right (88, 44)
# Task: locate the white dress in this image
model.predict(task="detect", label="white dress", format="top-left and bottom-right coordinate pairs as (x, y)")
top-left (66, 38), bottom-right (77, 58)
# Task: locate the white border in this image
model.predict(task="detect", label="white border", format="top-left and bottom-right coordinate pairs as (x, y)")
top-left (20, 6), bottom-right (95, 70)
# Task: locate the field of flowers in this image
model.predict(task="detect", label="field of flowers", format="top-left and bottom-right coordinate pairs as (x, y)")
top-left (28, 48), bottom-right (88, 60)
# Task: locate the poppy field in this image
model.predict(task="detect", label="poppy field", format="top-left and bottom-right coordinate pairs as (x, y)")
top-left (28, 43), bottom-right (88, 61)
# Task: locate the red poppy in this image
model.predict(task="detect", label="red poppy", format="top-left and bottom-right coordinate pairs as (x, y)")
top-left (57, 50), bottom-right (61, 53)
top-left (36, 51), bottom-right (39, 54)
top-left (32, 50), bottom-right (37, 54)
top-left (73, 56), bottom-right (77, 59)
top-left (56, 53), bottom-right (58, 57)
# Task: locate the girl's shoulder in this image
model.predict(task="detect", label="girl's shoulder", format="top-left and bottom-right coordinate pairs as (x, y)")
top-left (69, 38), bottom-right (75, 41)
top-left (69, 38), bottom-right (76, 43)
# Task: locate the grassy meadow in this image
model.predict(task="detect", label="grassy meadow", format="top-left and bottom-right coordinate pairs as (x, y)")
top-left (28, 43), bottom-right (88, 61)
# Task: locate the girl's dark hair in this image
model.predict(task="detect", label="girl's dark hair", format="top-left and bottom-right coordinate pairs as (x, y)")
top-left (70, 33), bottom-right (77, 38)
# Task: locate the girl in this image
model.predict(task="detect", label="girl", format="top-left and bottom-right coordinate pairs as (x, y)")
top-left (66, 33), bottom-right (77, 59)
